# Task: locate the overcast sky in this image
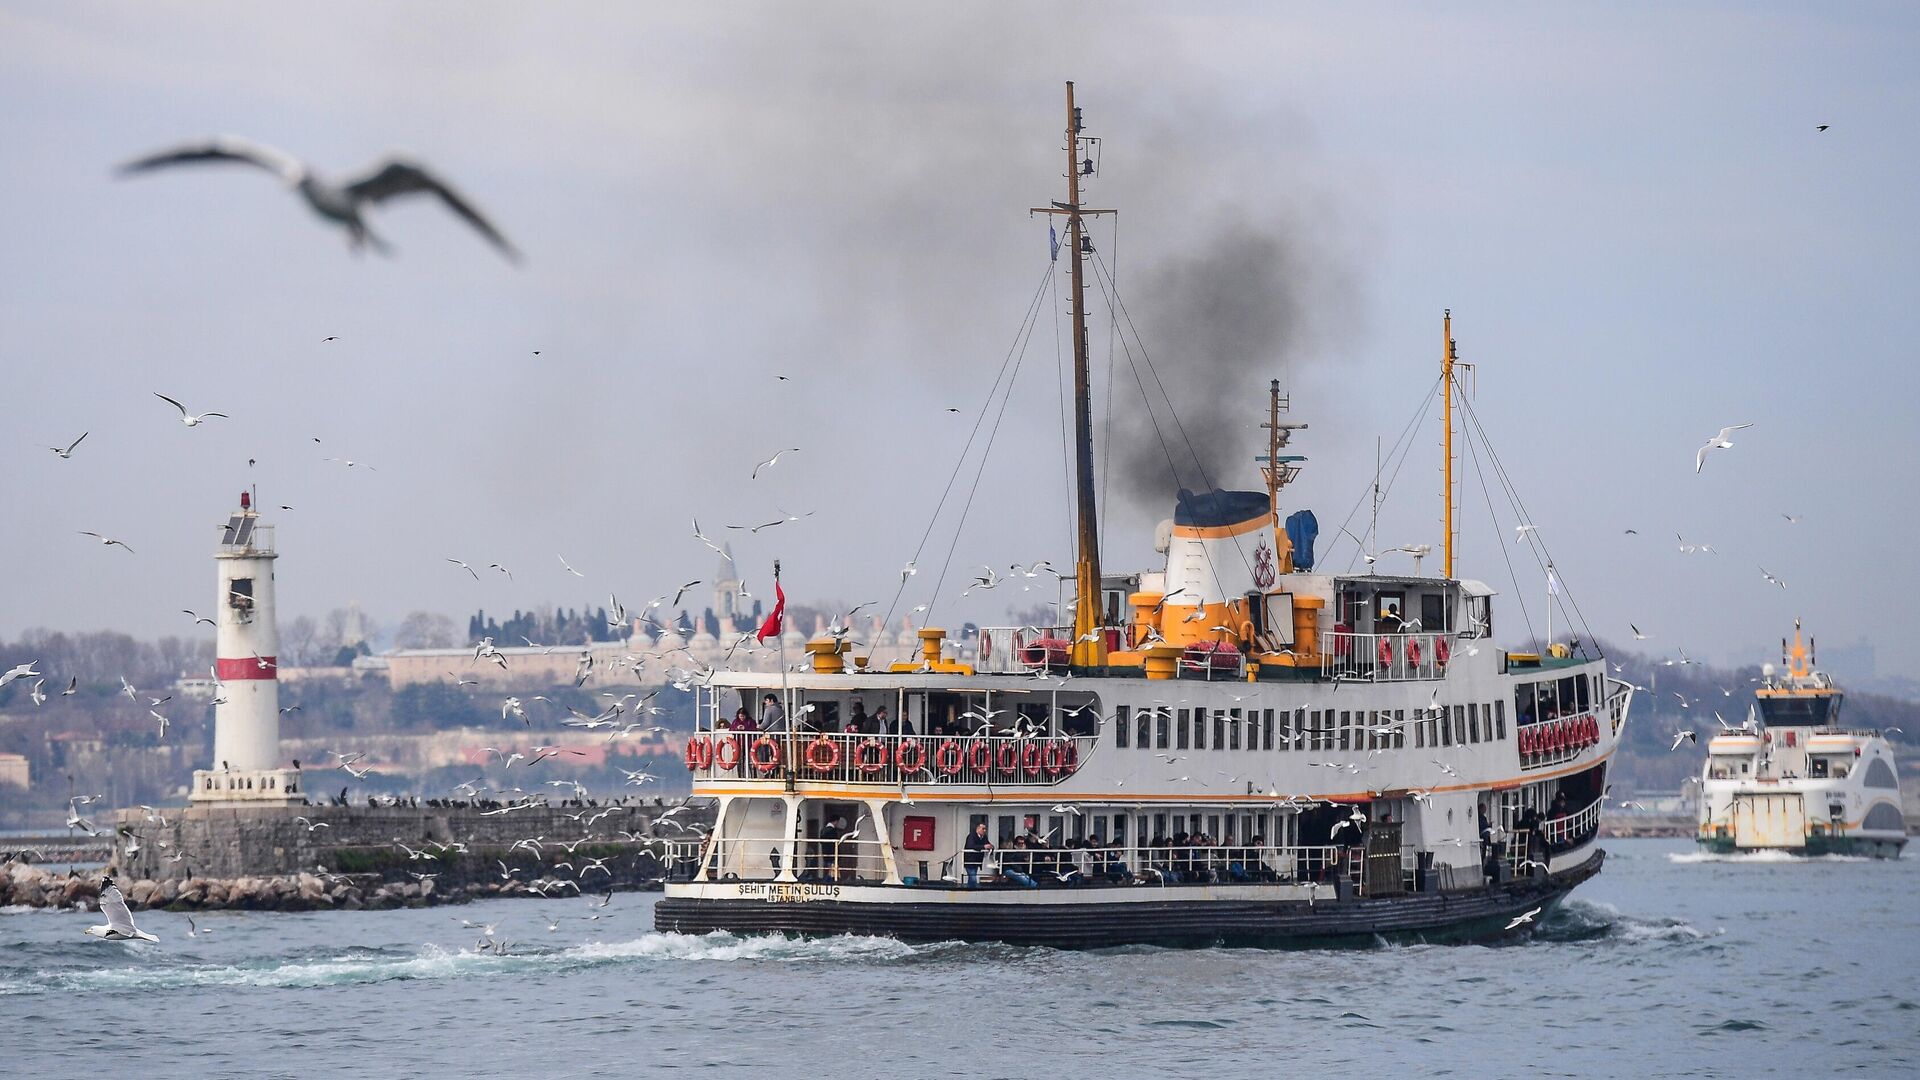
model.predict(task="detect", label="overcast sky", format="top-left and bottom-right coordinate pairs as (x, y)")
top-left (3, 3), bottom-right (1915, 668)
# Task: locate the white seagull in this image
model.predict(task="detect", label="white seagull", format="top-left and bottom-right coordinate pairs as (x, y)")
top-left (1695, 423), bottom-right (1753, 473)
top-left (117, 136), bottom-right (521, 262)
top-left (48, 432), bottom-right (87, 459)
top-left (84, 878), bottom-right (158, 942)
top-left (79, 531), bottom-right (135, 553)
top-left (154, 393), bottom-right (228, 426)
top-left (1504, 906), bottom-right (1542, 931)
top-left (751, 448), bottom-right (799, 480)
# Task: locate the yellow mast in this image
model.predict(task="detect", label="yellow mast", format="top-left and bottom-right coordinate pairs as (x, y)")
top-left (1441, 310), bottom-right (1458, 579)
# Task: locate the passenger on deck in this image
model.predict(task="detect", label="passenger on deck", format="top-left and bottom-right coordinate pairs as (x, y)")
top-left (1378, 604), bottom-right (1404, 635)
top-left (1001, 836), bottom-right (1038, 888)
top-left (1103, 841), bottom-right (1132, 883)
top-left (730, 706), bottom-right (754, 731)
top-left (874, 705), bottom-right (906, 736)
top-left (759, 693), bottom-right (786, 732)
top-left (847, 699), bottom-right (871, 733)
top-left (819, 816), bottom-right (845, 882)
top-left (1517, 805), bottom-right (1545, 867)
top-left (962, 822), bottom-right (992, 889)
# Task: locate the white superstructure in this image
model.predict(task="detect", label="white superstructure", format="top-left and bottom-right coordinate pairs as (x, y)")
top-left (191, 492), bottom-right (302, 805)
top-left (1697, 623), bottom-right (1906, 857)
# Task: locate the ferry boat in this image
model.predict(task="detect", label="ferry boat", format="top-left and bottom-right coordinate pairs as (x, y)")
top-left (1697, 623), bottom-right (1906, 858)
top-left (655, 85), bottom-right (1633, 947)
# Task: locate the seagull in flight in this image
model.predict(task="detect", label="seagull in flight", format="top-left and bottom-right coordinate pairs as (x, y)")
top-left (1504, 906), bottom-right (1542, 931)
top-left (1512, 524), bottom-right (1539, 542)
top-left (1670, 729), bottom-right (1697, 751)
top-left (1759, 566), bottom-right (1787, 589)
top-left (558, 554), bottom-right (586, 578)
top-left (84, 878), bottom-right (158, 942)
top-left (48, 432), bottom-right (87, 459)
top-left (1695, 423), bottom-right (1753, 473)
top-left (118, 136), bottom-right (521, 262)
top-left (154, 393), bottom-right (228, 426)
top-left (445, 558), bottom-right (480, 581)
top-left (78, 531), bottom-right (135, 553)
top-left (751, 448), bottom-right (799, 480)
top-left (0, 662), bottom-right (39, 689)
top-left (1630, 623), bottom-right (1649, 641)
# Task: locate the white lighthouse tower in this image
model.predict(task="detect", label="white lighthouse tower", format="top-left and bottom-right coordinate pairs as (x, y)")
top-left (190, 491), bottom-right (301, 805)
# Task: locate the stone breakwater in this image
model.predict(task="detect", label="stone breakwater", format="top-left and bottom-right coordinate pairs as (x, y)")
top-left (3, 856), bottom-right (666, 913)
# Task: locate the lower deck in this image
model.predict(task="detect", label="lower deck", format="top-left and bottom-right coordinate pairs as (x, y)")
top-left (656, 845), bottom-right (1604, 947)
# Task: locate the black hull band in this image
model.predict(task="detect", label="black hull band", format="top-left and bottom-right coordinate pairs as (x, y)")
top-left (654, 849), bottom-right (1605, 948)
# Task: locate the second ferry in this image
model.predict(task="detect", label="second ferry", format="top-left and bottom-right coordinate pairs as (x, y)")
top-left (655, 84), bottom-right (1634, 947)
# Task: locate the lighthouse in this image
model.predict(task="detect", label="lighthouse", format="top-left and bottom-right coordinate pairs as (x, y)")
top-left (190, 491), bottom-right (301, 805)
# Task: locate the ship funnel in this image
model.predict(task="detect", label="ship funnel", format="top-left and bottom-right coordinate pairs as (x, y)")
top-left (1162, 489), bottom-right (1279, 605)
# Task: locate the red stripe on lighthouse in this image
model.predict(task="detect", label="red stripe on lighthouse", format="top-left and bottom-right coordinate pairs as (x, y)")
top-left (216, 656), bottom-right (278, 680)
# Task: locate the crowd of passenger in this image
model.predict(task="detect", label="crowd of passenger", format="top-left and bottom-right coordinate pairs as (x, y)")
top-left (714, 694), bottom-right (1094, 739)
top-left (957, 821), bottom-right (1303, 889)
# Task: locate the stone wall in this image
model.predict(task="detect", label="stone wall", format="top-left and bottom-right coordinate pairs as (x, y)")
top-left (110, 800), bottom-right (708, 886)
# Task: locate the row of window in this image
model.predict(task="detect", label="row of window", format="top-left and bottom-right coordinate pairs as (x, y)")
top-left (1113, 701), bottom-right (1511, 753)
top-left (972, 809), bottom-right (1302, 848)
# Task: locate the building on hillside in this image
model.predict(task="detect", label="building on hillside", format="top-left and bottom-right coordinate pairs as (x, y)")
top-left (0, 752), bottom-right (28, 789)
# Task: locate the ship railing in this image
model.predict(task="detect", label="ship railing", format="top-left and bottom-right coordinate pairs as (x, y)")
top-left (687, 730), bottom-right (1096, 787)
top-left (932, 843), bottom-right (1345, 887)
top-left (1537, 795), bottom-right (1604, 850)
top-left (1319, 632), bottom-right (1450, 682)
top-left (976, 626), bottom-right (1073, 674)
top-left (690, 835), bottom-right (893, 884)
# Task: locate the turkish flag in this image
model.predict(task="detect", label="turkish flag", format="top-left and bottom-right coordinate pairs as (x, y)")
top-left (756, 580), bottom-right (786, 643)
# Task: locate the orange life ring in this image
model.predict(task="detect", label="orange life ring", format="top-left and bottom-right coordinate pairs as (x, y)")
top-left (855, 738), bottom-right (888, 775)
top-left (1043, 740), bottom-right (1067, 777)
top-left (1588, 716), bottom-right (1600, 744)
top-left (1022, 741), bottom-right (1045, 777)
top-left (968, 740), bottom-right (992, 774)
top-left (935, 739), bottom-right (963, 776)
top-left (1062, 740), bottom-right (1079, 771)
top-left (1406, 637), bottom-right (1422, 666)
top-left (1519, 727), bottom-right (1533, 756)
top-left (1435, 636), bottom-right (1451, 664)
top-left (897, 739), bottom-right (928, 773)
top-left (805, 736), bottom-right (841, 773)
top-left (750, 735), bottom-right (781, 775)
top-left (685, 736), bottom-right (704, 770)
top-left (996, 741), bottom-right (1021, 775)
top-left (713, 735), bottom-right (741, 771)
top-left (1377, 637), bottom-right (1394, 665)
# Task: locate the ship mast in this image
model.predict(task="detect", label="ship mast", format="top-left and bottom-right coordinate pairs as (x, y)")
top-left (1441, 310), bottom-right (1460, 579)
top-left (1033, 82), bottom-right (1114, 667)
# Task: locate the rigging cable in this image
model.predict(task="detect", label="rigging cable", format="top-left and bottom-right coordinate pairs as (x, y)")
top-left (1461, 413), bottom-right (1539, 650)
top-left (1316, 375), bottom-right (1442, 572)
top-left (869, 260), bottom-right (1056, 651)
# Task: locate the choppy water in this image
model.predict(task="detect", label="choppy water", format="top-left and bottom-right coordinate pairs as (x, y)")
top-left (4, 838), bottom-right (1913, 1078)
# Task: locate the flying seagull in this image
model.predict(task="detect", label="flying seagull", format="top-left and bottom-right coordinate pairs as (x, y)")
top-left (117, 136), bottom-right (521, 262)
top-left (154, 393), bottom-right (228, 426)
top-left (78, 531), bottom-right (135, 553)
top-left (48, 433), bottom-right (87, 459)
top-left (1695, 423), bottom-right (1753, 473)
top-left (84, 878), bottom-right (159, 942)
top-left (1504, 906), bottom-right (1542, 931)
top-left (751, 448), bottom-right (799, 480)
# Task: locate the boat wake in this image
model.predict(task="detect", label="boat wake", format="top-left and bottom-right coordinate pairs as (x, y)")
top-left (0, 931), bottom-right (939, 996)
top-left (1667, 850), bottom-right (1874, 864)
top-left (1532, 898), bottom-right (1719, 947)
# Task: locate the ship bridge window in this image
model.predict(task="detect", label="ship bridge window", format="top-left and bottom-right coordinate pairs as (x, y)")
top-left (1810, 756), bottom-right (1829, 779)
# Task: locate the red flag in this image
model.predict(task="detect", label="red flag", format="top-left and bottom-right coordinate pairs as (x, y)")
top-left (756, 580), bottom-right (786, 643)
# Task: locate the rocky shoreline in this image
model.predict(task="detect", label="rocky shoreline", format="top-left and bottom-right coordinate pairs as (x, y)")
top-left (2, 859), bottom-right (660, 914)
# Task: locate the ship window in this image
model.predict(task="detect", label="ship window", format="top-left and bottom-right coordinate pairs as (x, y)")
top-left (1415, 710), bottom-right (1426, 749)
top-left (1207, 814), bottom-right (1221, 838)
top-left (1576, 675), bottom-right (1591, 712)
top-left (1156, 710), bottom-right (1170, 749)
top-left (1194, 711), bottom-right (1207, 750)
top-left (1453, 705), bottom-right (1468, 746)
top-left (1218, 710), bottom-right (1231, 750)
top-left (1810, 757), bottom-right (1829, 778)
top-left (1115, 705), bottom-right (1130, 748)
top-left (1338, 711), bottom-right (1351, 752)
top-left (1313, 710), bottom-right (1326, 752)
top-left (1177, 709), bottom-right (1191, 750)
top-left (1172, 814), bottom-right (1187, 836)
top-left (1394, 709), bottom-right (1407, 749)
top-left (1263, 709), bottom-right (1274, 751)
top-left (1864, 759), bottom-right (1897, 790)
top-left (1421, 593), bottom-right (1447, 634)
top-left (1495, 701), bottom-right (1507, 740)
top-left (997, 816), bottom-right (1016, 842)
top-left (1469, 704), bottom-right (1481, 743)
top-left (1112, 815), bottom-right (1126, 844)
top-left (1466, 594), bottom-right (1491, 639)
top-left (1136, 710), bottom-right (1151, 749)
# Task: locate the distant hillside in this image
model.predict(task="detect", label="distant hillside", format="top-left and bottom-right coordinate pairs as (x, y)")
top-left (1595, 639), bottom-right (1919, 792)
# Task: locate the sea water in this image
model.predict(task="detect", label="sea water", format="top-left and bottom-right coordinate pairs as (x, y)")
top-left (3, 838), bottom-right (1913, 1078)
